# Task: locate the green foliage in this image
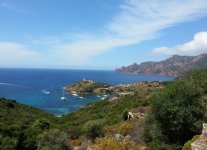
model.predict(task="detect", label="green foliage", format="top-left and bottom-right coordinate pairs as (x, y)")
top-left (60, 92), bottom-right (149, 129)
top-left (83, 120), bottom-right (104, 142)
top-left (144, 70), bottom-right (207, 148)
top-left (147, 141), bottom-right (166, 150)
top-left (37, 129), bottom-right (71, 150)
top-left (143, 113), bottom-right (164, 143)
top-left (65, 126), bottom-right (81, 140)
top-left (33, 118), bottom-right (50, 130)
top-left (0, 135), bottom-right (17, 150)
top-left (0, 98), bottom-right (57, 150)
top-left (122, 110), bottom-right (128, 121)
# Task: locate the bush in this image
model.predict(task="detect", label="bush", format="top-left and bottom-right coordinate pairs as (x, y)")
top-left (91, 137), bottom-right (140, 150)
top-left (66, 126), bottom-right (80, 140)
top-left (144, 70), bottom-right (207, 148)
top-left (83, 120), bottom-right (103, 142)
top-left (70, 139), bottom-right (82, 147)
top-left (117, 122), bottom-right (133, 136)
top-left (122, 110), bottom-right (128, 121)
top-left (0, 135), bottom-right (17, 150)
top-left (147, 141), bottom-right (166, 150)
top-left (37, 129), bottom-right (71, 150)
top-left (33, 119), bottom-right (50, 130)
top-left (6, 102), bottom-right (14, 108)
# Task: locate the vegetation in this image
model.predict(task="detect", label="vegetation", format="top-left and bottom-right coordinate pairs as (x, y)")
top-left (37, 129), bottom-right (71, 150)
top-left (182, 135), bottom-right (200, 150)
top-left (90, 137), bottom-right (140, 150)
top-left (0, 89), bottom-right (150, 149)
top-left (59, 91), bottom-right (150, 129)
top-left (83, 120), bottom-right (104, 142)
top-left (65, 79), bottom-right (164, 95)
top-left (1, 69), bottom-right (207, 149)
top-left (65, 80), bottom-right (110, 95)
top-left (144, 70), bottom-right (207, 149)
top-left (0, 98), bottom-right (57, 150)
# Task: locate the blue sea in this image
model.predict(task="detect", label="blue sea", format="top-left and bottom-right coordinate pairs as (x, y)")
top-left (0, 68), bottom-right (173, 116)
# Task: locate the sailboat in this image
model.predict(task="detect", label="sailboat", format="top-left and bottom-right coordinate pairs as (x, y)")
top-left (60, 88), bottom-right (67, 100)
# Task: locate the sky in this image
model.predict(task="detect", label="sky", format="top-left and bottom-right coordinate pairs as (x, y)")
top-left (0, 0), bottom-right (207, 70)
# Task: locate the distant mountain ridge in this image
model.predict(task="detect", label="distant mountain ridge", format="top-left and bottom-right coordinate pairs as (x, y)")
top-left (116, 53), bottom-right (207, 77)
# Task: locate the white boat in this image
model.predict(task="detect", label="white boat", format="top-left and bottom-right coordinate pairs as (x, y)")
top-left (42, 90), bottom-right (50, 95)
top-left (78, 96), bottom-right (84, 99)
top-left (60, 88), bottom-right (67, 100)
top-left (101, 97), bottom-right (106, 100)
top-left (72, 93), bottom-right (78, 96)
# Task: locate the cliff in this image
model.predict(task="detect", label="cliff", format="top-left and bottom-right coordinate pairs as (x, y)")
top-left (116, 53), bottom-right (207, 77)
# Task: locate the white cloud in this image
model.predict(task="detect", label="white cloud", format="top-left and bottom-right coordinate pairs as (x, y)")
top-left (53, 0), bottom-right (207, 65)
top-left (152, 32), bottom-right (207, 56)
top-left (2, 0), bottom-right (207, 67)
top-left (0, 42), bottom-right (40, 67)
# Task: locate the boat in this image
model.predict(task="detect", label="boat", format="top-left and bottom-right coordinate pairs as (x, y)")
top-left (42, 90), bottom-right (50, 95)
top-left (72, 93), bottom-right (78, 96)
top-left (101, 97), bottom-right (106, 100)
top-left (60, 88), bottom-right (67, 100)
top-left (78, 96), bottom-right (84, 99)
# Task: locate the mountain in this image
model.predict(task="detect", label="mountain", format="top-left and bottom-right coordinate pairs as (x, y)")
top-left (116, 53), bottom-right (207, 77)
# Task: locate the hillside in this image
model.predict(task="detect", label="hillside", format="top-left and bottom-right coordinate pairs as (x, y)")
top-left (0, 98), bottom-right (57, 150)
top-left (1, 70), bottom-right (207, 149)
top-left (0, 81), bottom-right (163, 150)
top-left (116, 53), bottom-right (207, 77)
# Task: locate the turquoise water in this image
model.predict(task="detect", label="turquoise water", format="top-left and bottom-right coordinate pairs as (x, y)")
top-left (0, 68), bottom-right (173, 116)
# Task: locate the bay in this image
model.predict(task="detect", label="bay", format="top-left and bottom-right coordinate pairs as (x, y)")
top-left (0, 68), bottom-right (173, 116)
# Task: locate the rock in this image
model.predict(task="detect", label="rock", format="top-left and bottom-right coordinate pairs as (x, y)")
top-left (115, 134), bottom-right (124, 142)
top-left (124, 135), bottom-right (131, 140)
top-left (191, 123), bottom-right (207, 150)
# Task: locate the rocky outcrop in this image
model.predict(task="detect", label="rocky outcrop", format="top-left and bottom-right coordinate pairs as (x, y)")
top-left (65, 80), bottom-right (164, 96)
top-left (116, 53), bottom-right (207, 77)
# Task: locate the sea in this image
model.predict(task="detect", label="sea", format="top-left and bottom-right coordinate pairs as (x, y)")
top-left (0, 68), bottom-right (173, 116)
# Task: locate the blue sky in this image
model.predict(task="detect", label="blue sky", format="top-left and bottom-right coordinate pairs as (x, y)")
top-left (0, 0), bottom-right (207, 69)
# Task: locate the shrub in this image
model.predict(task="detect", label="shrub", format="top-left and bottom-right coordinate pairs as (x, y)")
top-left (144, 70), bottom-right (207, 148)
top-left (6, 102), bottom-right (14, 108)
top-left (66, 126), bottom-right (80, 140)
top-left (0, 135), bottom-right (17, 150)
top-left (33, 119), bottom-right (50, 130)
top-left (122, 110), bottom-right (128, 121)
top-left (83, 120), bottom-right (103, 142)
top-left (70, 139), bottom-right (82, 147)
top-left (37, 129), bottom-right (71, 150)
top-left (117, 122), bottom-right (133, 136)
top-left (91, 137), bottom-right (140, 150)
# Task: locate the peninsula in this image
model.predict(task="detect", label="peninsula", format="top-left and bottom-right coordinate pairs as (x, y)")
top-left (65, 78), bottom-right (164, 96)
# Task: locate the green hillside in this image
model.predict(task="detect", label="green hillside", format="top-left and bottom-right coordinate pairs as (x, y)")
top-left (1, 69), bottom-right (207, 150)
